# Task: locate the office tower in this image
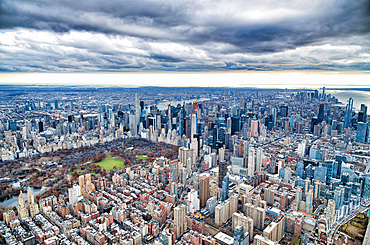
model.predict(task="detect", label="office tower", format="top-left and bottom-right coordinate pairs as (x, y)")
top-left (187, 189), bottom-right (200, 214)
top-left (232, 212), bottom-right (254, 242)
top-left (219, 147), bottom-right (225, 162)
top-left (199, 174), bottom-right (210, 207)
top-left (318, 103), bottom-right (325, 123)
top-left (334, 187), bottom-right (344, 210)
top-left (296, 161), bottom-right (304, 179)
top-left (356, 122), bottom-right (369, 143)
top-left (248, 147), bottom-right (255, 177)
top-left (169, 160), bottom-right (178, 183)
top-left (256, 148), bottom-right (263, 173)
top-left (358, 104), bottom-right (367, 123)
top-left (305, 189), bottom-right (313, 214)
top-left (191, 114), bottom-right (197, 139)
top-left (54, 99), bottom-right (58, 110)
top-left (314, 166), bottom-right (327, 183)
top-left (221, 176), bottom-right (229, 202)
top-left (218, 161), bottom-right (227, 188)
top-left (251, 117), bottom-right (259, 137)
top-left (322, 160), bottom-right (340, 184)
top-left (68, 185), bottom-right (81, 204)
top-left (313, 180), bottom-right (321, 199)
top-left (134, 93), bottom-right (140, 135)
top-left (280, 105), bottom-right (288, 118)
top-left (245, 203), bottom-right (266, 230)
top-left (17, 191), bottom-right (29, 219)
top-left (295, 187), bottom-right (303, 211)
top-left (174, 204), bottom-right (187, 238)
top-left (344, 98), bottom-right (353, 128)
top-left (326, 199), bottom-right (336, 227)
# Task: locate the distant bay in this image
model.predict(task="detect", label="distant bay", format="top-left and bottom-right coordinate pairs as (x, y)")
top-left (328, 90), bottom-right (370, 111)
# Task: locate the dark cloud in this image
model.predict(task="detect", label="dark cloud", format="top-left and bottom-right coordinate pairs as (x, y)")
top-left (0, 0), bottom-right (370, 72)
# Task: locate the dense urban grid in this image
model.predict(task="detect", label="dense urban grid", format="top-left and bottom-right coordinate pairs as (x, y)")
top-left (0, 86), bottom-right (369, 245)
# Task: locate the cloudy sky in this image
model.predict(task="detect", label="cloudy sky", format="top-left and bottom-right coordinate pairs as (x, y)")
top-left (0, 0), bottom-right (369, 86)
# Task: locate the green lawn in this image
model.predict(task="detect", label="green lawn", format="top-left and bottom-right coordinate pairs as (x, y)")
top-left (92, 156), bottom-right (125, 171)
top-left (290, 237), bottom-right (301, 245)
top-left (136, 155), bottom-right (149, 160)
top-left (68, 169), bottom-right (83, 175)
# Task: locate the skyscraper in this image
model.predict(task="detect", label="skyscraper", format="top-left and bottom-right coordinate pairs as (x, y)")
top-left (174, 204), bottom-right (187, 238)
top-left (318, 103), bottom-right (325, 123)
top-left (305, 189), bottom-right (313, 214)
top-left (356, 122), bottom-right (369, 143)
top-left (218, 161), bottom-right (227, 188)
top-left (251, 117), bottom-right (259, 137)
top-left (135, 93), bottom-right (140, 135)
top-left (221, 176), bottom-right (229, 202)
top-left (199, 174), bottom-right (210, 207)
top-left (344, 98), bottom-right (353, 128)
top-left (248, 147), bottom-right (255, 177)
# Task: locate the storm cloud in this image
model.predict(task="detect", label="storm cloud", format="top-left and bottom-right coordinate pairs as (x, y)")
top-left (1, 0), bottom-right (370, 72)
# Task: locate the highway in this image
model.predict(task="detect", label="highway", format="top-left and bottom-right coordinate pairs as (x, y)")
top-left (327, 201), bottom-right (370, 244)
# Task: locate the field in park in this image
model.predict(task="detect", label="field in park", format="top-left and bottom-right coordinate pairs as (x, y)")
top-left (136, 155), bottom-right (149, 160)
top-left (92, 156), bottom-right (125, 170)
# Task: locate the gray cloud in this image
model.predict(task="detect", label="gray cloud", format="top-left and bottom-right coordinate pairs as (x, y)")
top-left (0, 0), bottom-right (370, 72)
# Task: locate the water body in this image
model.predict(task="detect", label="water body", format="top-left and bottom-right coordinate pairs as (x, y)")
top-left (328, 90), bottom-right (370, 111)
top-left (0, 183), bottom-right (49, 207)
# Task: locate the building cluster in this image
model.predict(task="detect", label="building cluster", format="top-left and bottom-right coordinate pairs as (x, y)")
top-left (1, 87), bottom-right (370, 245)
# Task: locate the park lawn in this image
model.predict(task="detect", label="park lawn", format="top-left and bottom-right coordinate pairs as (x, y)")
top-left (136, 155), bottom-right (149, 160)
top-left (290, 237), bottom-right (301, 245)
top-left (69, 169), bottom-right (83, 175)
top-left (92, 156), bottom-right (125, 171)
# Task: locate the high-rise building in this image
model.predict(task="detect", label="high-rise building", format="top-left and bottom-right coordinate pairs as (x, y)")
top-left (356, 122), bottom-right (369, 143)
top-left (174, 204), bottom-right (187, 238)
top-left (134, 93), bottom-right (140, 135)
top-left (169, 159), bottom-right (178, 183)
top-left (344, 98), bottom-right (353, 128)
top-left (215, 194), bottom-right (238, 226)
top-left (262, 215), bottom-right (285, 242)
top-left (218, 161), bottom-right (227, 188)
top-left (318, 103), bottom-right (325, 123)
top-left (68, 185), bottom-right (81, 205)
top-left (232, 212), bottom-right (254, 242)
top-left (305, 189), bottom-right (313, 214)
top-left (251, 117), bottom-right (259, 137)
top-left (17, 191), bottom-right (29, 219)
top-left (221, 176), bottom-right (229, 202)
top-left (248, 147), bottom-right (255, 177)
top-left (245, 202), bottom-right (266, 230)
top-left (191, 114), bottom-right (197, 139)
top-left (187, 189), bottom-right (200, 214)
top-left (256, 148), bottom-right (263, 173)
top-left (326, 199), bottom-right (336, 228)
top-left (294, 187), bottom-right (302, 211)
top-left (199, 174), bottom-right (210, 207)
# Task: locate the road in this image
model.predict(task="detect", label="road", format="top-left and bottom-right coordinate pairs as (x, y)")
top-left (327, 201), bottom-right (370, 243)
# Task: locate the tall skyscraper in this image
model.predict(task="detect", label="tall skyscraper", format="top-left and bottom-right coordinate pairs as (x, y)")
top-left (199, 174), bottom-right (210, 207)
top-left (318, 103), bottom-right (325, 123)
top-left (248, 147), bottom-right (255, 177)
top-left (218, 161), bottom-right (227, 188)
top-left (295, 187), bottom-right (302, 211)
top-left (191, 114), bottom-right (197, 139)
top-left (134, 93), bottom-right (140, 135)
top-left (344, 98), bottom-right (353, 128)
top-left (174, 204), bottom-right (187, 238)
top-left (221, 176), bottom-right (229, 202)
top-left (251, 117), bottom-right (259, 137)
top-left (256, 148), bottom-right (263, 173)
top-left (305, 189), bottom-right (313, 214)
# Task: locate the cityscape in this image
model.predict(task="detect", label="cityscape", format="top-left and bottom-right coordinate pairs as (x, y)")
top-left (1, 0), bottom-right (370, 245)
top-left (0, 86), bottom-right (369, 245)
